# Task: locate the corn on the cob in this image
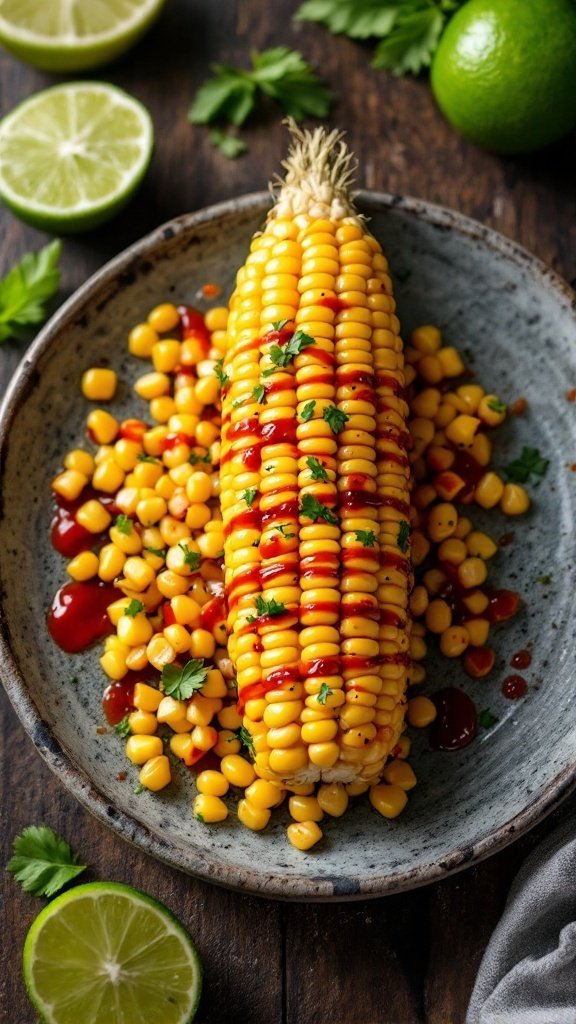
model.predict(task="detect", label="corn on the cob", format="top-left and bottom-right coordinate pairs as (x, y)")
top-left (220, 124), bottom-right (412, 785)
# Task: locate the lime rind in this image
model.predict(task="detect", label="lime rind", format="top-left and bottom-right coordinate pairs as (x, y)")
top-left (23, 881), bottom-right (202, 1024)
top-left (0, 82), bottom-right (154, 233)
top-left (0, 0), bottom-right (167, 73)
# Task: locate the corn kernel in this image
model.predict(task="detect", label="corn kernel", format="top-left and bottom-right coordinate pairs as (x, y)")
top-left (466, 531), bottom-right (498, 559)
top-left (316, 783), bottom-right (349, 817)
top-left (500, 483), bottom-right (531, 516)
top-left (437, 346), bottom-right (465, 377)
top-left (287, 820), bottom-right (323, 850)
top-left (152, 339), bottom-right (181, 373)
top-left (407, 696), bottom-right (437, 728)
top-left (383, 760), bottom-right (417, 790)
top-left (135, 372), bottom-right (171, 401)
top-left (478, 394), bottom-right (506, 427)
top-left (66, 551), bottom-right (99, 581)
top-left (238, 799), bottom-right (271, 831)
top-left (76, 499), bottom-right (112, 534)
top-left (411, 324), bottom-right (441, 355)
top-left (196, 770), bottom-right (229, 797)
top-left (148, 302), bottom-right (180, 333)
top-left (52, 469), bottom-right (88, 501)
top-left (125, 735), bottom-right (163, 764)
top-left (86, 409), bottom-right (119, 445)
top-left (133, 682), bottom-right (162, 712)
top-left (98, 543), bottom-right (126, 582)
top-left (427, 502), bottom-right (458, 543)
top-left (369, 784), bottom-right (408, 819)
top-left (475, 472), bottom-right (505, 509)
top-left (437, 537), bottom-right (467, 565)
top-left (425, 599), bottom-right (452, 634)
top-left (128, 710), bottom-right (158, 735)
top-left (139, 755), bottom-right (171, 791)
top-left (81, 366), bottom-right (117, 402)
top-left (129, 322), bottom-right (158, 358)
top-left (289, 795), bottom-right (323, 823)
top-left (117, 613), bottom-right (153, 646)
top-left (190, 725), bottom-right (218, 751)
top-left (464, 618), bottom-right (490, 646)
top-left (458, 557), bottom-right (488, 589)
top-left (439, 625), bottom-right (470, 657)
top-left (147, 634), bottom-right (176, 670)
top-left (190, 628), bottom-right (216, 659)
top-left (64, 448), bottom-right (95, 476)
top-left (220, 754), bottom-right (256, 788)
top-left (157, 695), bottom-right (187, 727)
top-left (244, 779), bottom-right (283, 809)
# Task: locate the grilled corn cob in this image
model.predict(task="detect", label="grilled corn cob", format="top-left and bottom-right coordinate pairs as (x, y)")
top-left (220, 124), bottom-right (412, 784)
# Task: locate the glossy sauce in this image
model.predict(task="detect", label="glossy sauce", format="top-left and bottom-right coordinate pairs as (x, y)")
top-left (200, 595), bottom-right (226, 632)
top-left (430, 687), bottom-right (477, 751)
top-left (50, 488), bottom-right (118, 558)
top-left (511, 649), bottom-right (532, 670)
top-left (177, 304), bottom-right (211, 346)
top-left (487, 589), bottom-right (521, 623)
top-left (47, 581), bottom-right (117, 653)
top-left (502, 675), bottom-right (528, 700)
top-left (318, 296), bottom-right (349, 313)
top-left (159, 431), bottom-right (195, 452)
top-left (451, 450), bottom-right (484, 503)
top-left (103, 675), bottom-right (137, 725)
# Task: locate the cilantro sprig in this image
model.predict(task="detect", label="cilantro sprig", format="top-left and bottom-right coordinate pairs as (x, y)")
top-left (317, 682), bottom-right (333, 705)
top-left (275, 523), bottom-right (296, 539)
top-left (161, 659), bottom-right (208, 700)
top-left (300, 400), bottom-right (316, 422)
top-left (478, 709), bottom-right (499, 730)
top-left (296, 0), bottom-right (465, 77)
top-left (7, 825), bottom-right (86, 898)
top-left (355, 530), bottom-right (377, 547)
top-left (264, 329), bottom-right (315, 375)
top-left (114, 514), bottom-right (133, 536)
top-left (502, 447), bottom-right (549, 485)
top-left (214, 359), bottom-right (229, 387)
top-left (124, 599), bottom-right (144, 618)
top-left (300, 493), bottom-right (338, 525)
top-left (323, 405), bottom-right (349, 434)
top-left (252, 383), bottom-right (266, 404)
top-left (114, 716), bottom-right (132, 738)
top-left (248, 595), bottom-right (287, 623)
top-left (235, 725), bottom-right (256, 759)
top-left (0, 241), bottom-right (61, 343)
top-left (243, 488), bottom-right (258, 507)
top-left (178, 543), bottom-right (201, 571)
top-left (306, 456), bottom-right (329, 482)
top-left (189, 47), bottom-right (333, 156)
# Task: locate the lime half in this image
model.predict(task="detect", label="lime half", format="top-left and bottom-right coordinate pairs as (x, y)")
top-left (23, 882), bottom-right (202, 1024)
top-left (0, 83), bottom-right (154, 232)
top-left (0, 0), bottom-right (166, 73)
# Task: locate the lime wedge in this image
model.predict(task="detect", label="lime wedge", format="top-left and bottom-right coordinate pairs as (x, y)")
top-left (0, 83), bottom-right (153, 233)
top-left (0, 0), bottom-right (166, 73)
top-left (23, 882), bottom-right (203, 1024)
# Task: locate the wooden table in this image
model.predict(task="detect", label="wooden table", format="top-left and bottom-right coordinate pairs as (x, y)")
top-left (1, 3), bottom-right (575, 1021)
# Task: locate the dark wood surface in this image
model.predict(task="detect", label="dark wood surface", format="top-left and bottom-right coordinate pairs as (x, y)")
top-left (1, 3), bottom-right (575, 1021)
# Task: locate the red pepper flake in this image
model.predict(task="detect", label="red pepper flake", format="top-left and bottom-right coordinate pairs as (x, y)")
top-left (202, 282), bottom-right (221, 298)
top-left (566, 388), bottom-right (576, 402)
top-left (510, 397), bottom-right (528, 415)
top-left (571, 464), bottom-right (576, 472)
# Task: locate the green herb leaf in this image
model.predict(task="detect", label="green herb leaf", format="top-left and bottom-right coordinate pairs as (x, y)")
top-left (272, 319), bottom-right (291, 331)
top-left (323, 405), bottom-right (349, 434)
top-left (214, 359), bottom-right (229, 387)
top-left (300, 493), bottom-right (338, 525)
top-left (209, 128), bottom-right (248, 159)
top-left (68, 675), bottom-right (78, 686)
top-left (275, 523), bottom-right (296, 538)
top-left (133, 782), bottom-right (145, 795)
top-left (161, 659), bottom-right (208, 700)
top-left (124, 599), bottom-right (144, 618)
top-left (252, 383), bottom-right (266, 404)
top-left (306, 456), bottom-right (329, 482)
top-left (189, 67), bottom-right (257, 127)
top-left (114, 514), bottom-right (133, 536)
top-left (372, 3), bottom-right (446, 76)
top-left (538, 574), bottom-right (552, 586)
top-left (7, 825), bottom-right (86, 898)
top-left (137, 454), bottom-right (160, 464)
top-left (296, 0), bottom-right (400, 39)
top-left (114, 716), bottom-right (132, 738)
top-left (317, 682), bottom-right (333, 705)
top-left (268, 329), bottom-right (316, 373)
top-left (145, 546), bottom-right (167, 559)
top-left (255, 595), bottom-right (286, 618)
top-left (300, 399), bottom-right (316, 422)
top-left (487, 398), bottom-right (506, 414)
top-left (243, 488), bottom-right (258, 507)
top-left (194, 812), bottom-right (206, 823)
top-left (478, 708), bottom-right (499, 730)
top-left (0, 241), bottom-right (61, 343)
top-left (355, 530), bottom-right (377, 547)
top-left (502, 447), bottom-right (549, 485)
top-left (235, 725), bottom-right (256, 759)
top-left (178, 543), bottom-right (201, 570)
top-left (398, 520), bottom-right (410, 553)
top-left (189, 452), bottom-right (212, 465)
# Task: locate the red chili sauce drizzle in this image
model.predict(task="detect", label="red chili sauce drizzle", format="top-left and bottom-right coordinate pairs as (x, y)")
top-left (159, 431), bottom-right (195, 452)
top-left (50, 488), bottom-right (119, 558)
top-left (318, 296), bottom-right (349, 313)
top-left (177, 304), bottom-right (211, 345)
top-left (47, 581), bottom-right (117, 654)
top-left (511, 649), bottom-right (532, 670)
top-left (487, 589), bottom-right (522, 624)
top-left (102, 672), bottom-right (140, 725)
top-left (429, 687), bottom-right (477, 751)
top-left (502, 675), bottom-right (528, 700)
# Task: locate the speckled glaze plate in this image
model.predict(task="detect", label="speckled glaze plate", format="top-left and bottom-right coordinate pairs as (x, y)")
top-left (1, 192), bottom-right (576, 900)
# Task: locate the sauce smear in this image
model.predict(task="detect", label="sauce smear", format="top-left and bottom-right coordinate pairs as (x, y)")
top-left (502, 675), bottom-right (528, 700)
top-left (511, 649), bottom-right (532, 670)
top-left (430, 687), bottom-right (477, 751)
top-left (47, 581), bottom-right (116, 653)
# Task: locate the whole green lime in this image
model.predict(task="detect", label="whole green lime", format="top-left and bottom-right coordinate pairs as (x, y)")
top-left (431, 0), bottom-right (576, 154)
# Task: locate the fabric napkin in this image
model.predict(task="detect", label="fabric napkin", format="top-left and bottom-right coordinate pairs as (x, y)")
top-left (467, 814), bottom-right (576, 1024)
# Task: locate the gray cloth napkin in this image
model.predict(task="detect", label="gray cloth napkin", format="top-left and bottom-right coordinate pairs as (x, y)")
top-left (467, 815), bottom-right (576, 1024)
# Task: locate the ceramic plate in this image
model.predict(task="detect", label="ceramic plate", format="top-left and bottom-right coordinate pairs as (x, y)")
top-left (1, 192), bottom-right (575, 900)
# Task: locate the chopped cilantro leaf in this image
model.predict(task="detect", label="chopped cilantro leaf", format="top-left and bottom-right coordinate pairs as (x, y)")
top-left (161, 659), bottom-right (208, 700)
top-left (272, 319), bottom-right (291, 331)
top-left (252, 383), bottom-right (266, 404)
top-left (317, 682), bottom-right (333, 705)
top-left (194, 812), bottom-right (206, 823)
top-left (300, 493), bottom-right (338, 525)
top-left (145, 546), bottom-right (167, 559)
top-left (323, 405), bottom-right (349, 434)
top-left (133, 782), bottom-right (145, 794)
top-left (189, 452), bottom-right (212, 465)
top-left (267, 329), bottom-right (315, 372)
top-left (502, 447), bottom-right (549, 484)
top-left (300, 399), bottom-right (316, 421)
top-left (114, 514), bottom-right (132, 535)
top-left (255, 595), bottom-right (286, 618)
top-left (124, 598), bottom-right (144, 618)
top-left (398, 520), bottom-right (410, 553)
top-left (478, 709), bottom-right (499, 730)
top-left (68, 675), bottom-right (78, 685)
top-left (306, 456), bottom-right (328, 482)
top-left (214, 359), bottom-right (229, 387)
top-left (538, 574), bottom-right (552, 586)
top-left (243, 488), bottom-right (258, 507)
top-left (178, 543), bottom-right (201, 570)
top-left (355, 530), bottom-right (377, 547)
top-left (275, 523), bottom-right (296, 538)
top-left (487, 398), bottom-right (506, 414)
top-left (235, 725), bottom-right (256, 759)
top-left (114, 716), bottom-right (132, 738)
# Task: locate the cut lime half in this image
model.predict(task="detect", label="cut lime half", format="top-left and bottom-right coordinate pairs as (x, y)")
top-left (23, 881), bottom-right (203, 1024)
top-left (0, 0), bottom-right (166, 73)
top-left (0, 82), bottom-right (154, 233)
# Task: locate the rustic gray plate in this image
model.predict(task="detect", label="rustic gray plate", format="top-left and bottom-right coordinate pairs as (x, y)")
top-left (1, 192), bottom-right (576, 900)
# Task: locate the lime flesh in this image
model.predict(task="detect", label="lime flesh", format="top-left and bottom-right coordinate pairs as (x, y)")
top-left (0, 0), bottom-right (166, 72)
top-left (0, 82), bottom-right (153, 232)
top-left (431, 0), bottom-right (576, 154)
top-left (23, 882), bottom-right (202, 1024)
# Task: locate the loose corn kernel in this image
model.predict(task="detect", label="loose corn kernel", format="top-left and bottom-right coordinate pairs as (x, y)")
top-left (133, 682), bottom-right (162, 712)
top-left (86, 409), bottom-right (119, 444)
top-left (109, 523), bottom-right (142, 555)
top-left (186, 694), bottom-right (222, 727)
top-left (148, 302), bottom-right (180, 333)
top-left (190, 628), bottom-right (215, 659)
top-left (185, 503), bottom-right (211, 530)
top-left (170, 733), bottom-right (194, 760)
top-left (238, 799), bottom-right (271, 831)
top-left (129, 322), bottom-right (158, 358)
top-left (66, 551), bottom-right (99, 581)
top-left (134, 372), bottom-right (171, 400)
top-left (244, 779), bottom-right (283, 809)
top-left (126, 645), bottom-right (148, 671)
top-left (425, 599), bottom-right (452, 634)
top-left (220, 754), bottom-right (256, 788)
top-left (217, 705), bottom-right (243, 730)
top-left (64, 448), bottom-right (95, 476)
top-left (440, 625), bottom-right (470, 657)
top-left (346, 780), bottom-right (371, 796)
top-left (157, 695), bottom-right (187, 727)
top-left (98, 544), bottom-right (126, 582)
top-left (500, 483), bottom-right (531, 516)
top-left (52, 469), bottom-right (88, 501)
top-left (478, 394), bottom-right (506, 427)
top-left (475, 472), bottom-right (505, 509)
top-left (125, 735), bottom-right (163, 764)
top-left (128, 710), bottom-right (158, 735)
top-left (171, 594), bottom-right (202, 627)
top-left (191, 725), bottom-right (219, 750)
top-left (463, 589), bottom-right (490, 615)
top-left (202, 669), bottom-right (228, 699)
top-left (81, 367), bottom-right (117, 401)
top-left (205, 306), bottom-right (228, 332)
top-left (152, 339), bottom-right (181, 373)
top-left (466, 531), bottom-right (498, 559)
top-left (197, 770), bottom-right (229, 797)
top-left (214, 730), bottom-right (241, 756)
top-left (437, 537), bottom-right (467, 565)
top-left (464, 618), bottom-right (490, 646)
top-left (418, 355), bottom-right (443, 384)
top-left (437, 346), bottom-right (465, 377)
top-left (458, 557), bottom-right (488, 589)
top-left (369, 784), bottom-right (408, 819)
top-left (445, 414), bottom-right (481, 447)
top-left (427, 502), bottom-right (458, 542)
top-left (139, 755), bottom-right (171, 791)
top-left (122, 556), bottom-right (156, 591)
top-left (163, 623), bottom-right (192, 654)
top-left (456, 384), bottom-right (485, 414)
top-left (117, 613), bottom-right (153, 646)
top-left (411, 324), bottom-right (441, 355)
top-left (289, 795), bottom-right (324, 823)
top-left (407, 696), bottom-right (437, 728)
top-left (194, 793), bottom-right (228, 823)
top-left (317, 783), bottom-right (349, 817)
top-left (147, 634), bottom-right (176, 670)
top-left (454, 516), bottom-right (473, 539)
top-left (76, 499), bottom-right (112, 534)
top-left (287, 820), bottom-right (323, 851)
top-left (409, 585), bottom-right (429, 617)
top-left (136, 495), bottom-right (167, 526)
top-left (383, 760), bottom-right (417, 790)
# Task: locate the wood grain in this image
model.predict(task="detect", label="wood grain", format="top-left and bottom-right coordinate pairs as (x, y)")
top-left (1, 1), bottom-right (574, 1021)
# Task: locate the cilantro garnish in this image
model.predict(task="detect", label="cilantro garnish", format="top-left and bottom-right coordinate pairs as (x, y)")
top-left (209, 129), bottom-right (248, 159)
top-left (398, 520), bottom-right (410, 553)
top-left (272, 319), bottom-right (291, 331)
top-left (114, 716), bottom-right (132, 738)
top-left (178, 543), bottom-right (201, 570)
top-left (264, 330), bottom-right (315, 375)
top-left (323, 405), bottom-right (349, 434)
top-left (133, 783), bottom-right (145, 795)
top-left (114, 514), bottom-right (132, 535)
top-left (7, 825), bottom-right (86, 898)
top-left (252, 383), bottom-right (266, 404)
top-left (317, 682), bottom-right (333, 705)
top-left (214, 359), bottom-right (229, 387)
top-left (189, 452), bottom-right (212, 465)
top-left (124, 599), bottom-right (144, 618)
top-left (300, 399), bottom-right (316, 421)
top-left (502, 447), bottom-right (549, 485)
top-left (145, 546), bottom-right (167, 559)
top-left (306, 456), bottom-right (329, 482)
top-left (478, 709), bottom-right (499, 730)
top-left (243, 488), bottom-right (258, 507)
top-left (355, 530), bottom-right (377, 547)
top-left (275, 523), bottom-right (296, 538)
top-left (0, 240), bottom-right (61, 344)
top-left (161, 659), bottom-right (208, 700)
top-left (235, 725), bottom-right (256, 759)
top-left (487, 398), bottom-right (506, 414)
top-left (137, 454), bottom-right (160, 464)
top-left (538, 574), bottom-right (552, 586)
top-left (300, 493), bottom-right (338, 525)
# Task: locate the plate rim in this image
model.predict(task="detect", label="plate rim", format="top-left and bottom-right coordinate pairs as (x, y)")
top-left (1, 188), bottom-right (575, 901)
